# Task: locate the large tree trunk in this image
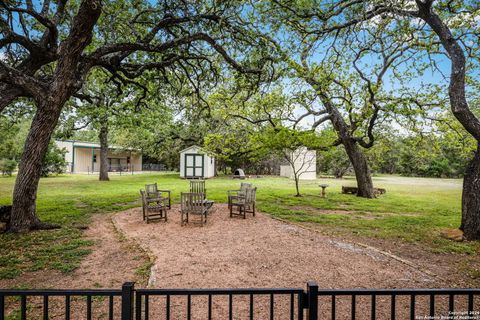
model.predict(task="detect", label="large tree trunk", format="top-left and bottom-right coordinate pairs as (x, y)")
top-left (460, 143), bottom-right (480, 239)
top-left (9, 103), bottom-right (63, 232)
top-left (307, 79), bottom-right (375, 198)
top-left (418, 8), bottom-right (480, 239)
top-left (318, 94), bottom-right (375, 198)
top-left (98, 119), bottom-right (110, 181)
top-left (342, 138), bottom-right (375, 198)
top-left (5, 0), bottom-right (102, 233)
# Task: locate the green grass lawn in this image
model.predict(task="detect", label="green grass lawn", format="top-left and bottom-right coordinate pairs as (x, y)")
top-left (0, 173), bottom-right (477, 281)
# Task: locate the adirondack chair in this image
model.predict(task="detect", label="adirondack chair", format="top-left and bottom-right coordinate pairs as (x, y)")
top-left (145, 183), bottom-right (171, 209)
top-left (140, 190), bottom-right (168, 223)
top-left (229, 186), bottom-right (257, 219)
top-left (227, 182), bottom-right (252, 210)
top-left (189, 180), bottom-right (206, 199)
top-left (180, 192), bottom-right (208, 226)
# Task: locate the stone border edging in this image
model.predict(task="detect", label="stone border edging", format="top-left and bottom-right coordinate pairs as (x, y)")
top-left (111, 213), bottom-right (158, 287)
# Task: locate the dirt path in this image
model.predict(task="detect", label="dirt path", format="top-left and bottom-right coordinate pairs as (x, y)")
top-left (1, 213), bottom-right (149, 290)
top-left (0, 213), bottom-right (150, 319)
top-left (113, 204), bottom-right (445, 290)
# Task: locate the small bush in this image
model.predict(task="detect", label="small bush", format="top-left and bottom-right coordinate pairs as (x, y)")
top-left (41, 143), bottom-right (67, 177)
top-left (0, 159), bottom-right (17, 176)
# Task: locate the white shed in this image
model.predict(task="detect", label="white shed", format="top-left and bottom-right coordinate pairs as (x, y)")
top-left (179, 145), bottom-right (215, 179)
top-left (279, 147), bottom-right (317, 180)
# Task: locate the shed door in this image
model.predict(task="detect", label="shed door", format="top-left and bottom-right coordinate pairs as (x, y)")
top-left (185, 154), bottom-right (204, 177)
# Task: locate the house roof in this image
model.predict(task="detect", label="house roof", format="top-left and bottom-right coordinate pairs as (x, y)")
top-left (55, 140), bottom-right (140, 151)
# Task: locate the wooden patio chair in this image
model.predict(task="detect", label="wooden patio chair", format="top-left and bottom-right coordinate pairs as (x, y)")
top-left (229, 186), bottom-right (257, 219)
top-left (145, 183), bottom-right (171, 209)
top-left (180, 192), bottom-right (208, 226)
top-left (189, 180), bottom-right (206, 199)
top-left (140, 190), bottom-right (168, 223)
top-left (227, 182), bottom-right (252, 210)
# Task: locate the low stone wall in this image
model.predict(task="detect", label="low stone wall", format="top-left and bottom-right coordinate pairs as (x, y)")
top-left (342, 186), bottom-right (386, 197)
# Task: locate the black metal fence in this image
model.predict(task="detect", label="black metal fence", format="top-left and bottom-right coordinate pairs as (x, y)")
top-left (135, 287), bottom-right (304, 320)
top-left (0, 284), bottom-right (126, 320)
top-left (314, 285), bottom-right (480, 320)
top-left (1, 282), bottom-right (479, 320)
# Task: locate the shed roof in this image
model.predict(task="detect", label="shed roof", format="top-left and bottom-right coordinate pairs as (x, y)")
top-left (179, 145), bottom-right (202, 153)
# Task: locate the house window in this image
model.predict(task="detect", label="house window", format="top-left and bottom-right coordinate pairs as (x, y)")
top-left (127, 156), bottom-right (130, 164)
top-left (93, 155), bottom-right (97, 163)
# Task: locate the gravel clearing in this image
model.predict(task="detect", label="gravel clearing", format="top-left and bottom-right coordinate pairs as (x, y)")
top-left (113, 204), bottom-right (441, 289)
top-left (112, 204), bottom-right (449, 319)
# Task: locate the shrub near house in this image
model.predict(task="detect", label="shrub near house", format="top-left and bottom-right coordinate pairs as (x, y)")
top-left (41, 143), bottom-right (67, 177)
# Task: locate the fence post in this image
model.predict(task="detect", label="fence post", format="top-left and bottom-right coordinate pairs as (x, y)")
top-left (306, 281), bottom-right (318, 320)
top-left (121, 282), bottom-right (135, 320)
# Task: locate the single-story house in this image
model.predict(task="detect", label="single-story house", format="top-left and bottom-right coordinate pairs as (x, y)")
top-left (279, 147), bottom-right (317, 180)
top-left (55, 140), bottom-right (142, 173)
top-left (179, 145), bottom-right (215, 179)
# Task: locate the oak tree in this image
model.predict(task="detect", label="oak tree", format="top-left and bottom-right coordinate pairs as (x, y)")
top-left (0, 0), bottom-right (272, 232)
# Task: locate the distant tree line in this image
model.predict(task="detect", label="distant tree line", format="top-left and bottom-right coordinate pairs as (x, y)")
top-left (318, 134), bottom-right (474, 179)
top-left (1, 103), bottom-right (474, 180)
